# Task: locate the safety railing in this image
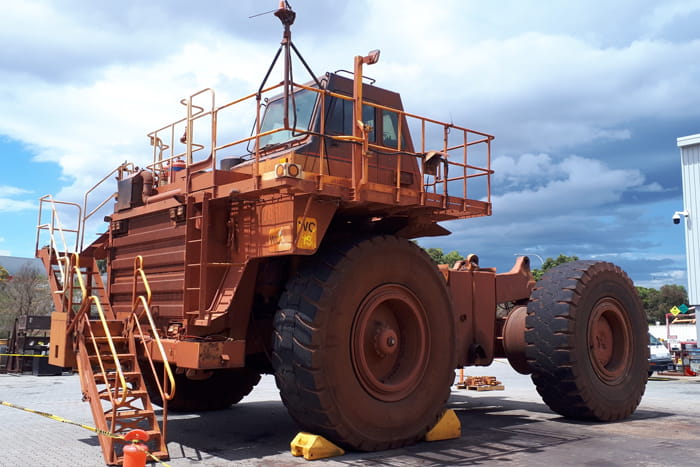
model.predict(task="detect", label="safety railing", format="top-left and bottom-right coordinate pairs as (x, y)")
top-left (36, 196), bottom-right (82, 289)
top-left (128, 256), bottom-right (176, 438)
top-left (37, 163), bottom-right (137, 259)
top-left (144, 79), bottom-right (493, 210)
top-left (80, 162), bottom-right (135, 250)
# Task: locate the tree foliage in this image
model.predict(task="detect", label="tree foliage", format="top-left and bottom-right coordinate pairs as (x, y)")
top-left (423, 247), bottom-right (464, 268)
top-left (636, 284), bottom-right (688, 324)
top-left (531, 254), bottom-right (579, 280)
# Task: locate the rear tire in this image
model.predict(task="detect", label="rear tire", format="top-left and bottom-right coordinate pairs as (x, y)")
top-left (526, 261), bottom-right (648, 421)
top-left (272, 235), bottom-right (456, 451)
top-left (144, 364), bottom-right (261, 412)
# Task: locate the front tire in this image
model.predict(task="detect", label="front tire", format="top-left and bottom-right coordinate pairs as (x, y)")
top-left (272, 236), bottom-right (456, 451)
top-left (525, 261), bottom-right (648, 421)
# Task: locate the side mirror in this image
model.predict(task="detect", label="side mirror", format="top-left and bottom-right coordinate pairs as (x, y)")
top-left (363, 49), bottom-right (381, 65)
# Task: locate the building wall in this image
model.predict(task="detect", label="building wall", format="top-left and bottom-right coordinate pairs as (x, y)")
top-left (677, 133), bottom-right (700, 342)
top-left (649, 324), bottom-right (697, 342)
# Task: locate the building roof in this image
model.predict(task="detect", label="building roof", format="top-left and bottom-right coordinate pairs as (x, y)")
top-left (677, 133), bottom-right (700, 148)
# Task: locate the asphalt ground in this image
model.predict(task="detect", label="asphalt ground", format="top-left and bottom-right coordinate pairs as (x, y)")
top-left (1, 362), bottom-right (699, 466)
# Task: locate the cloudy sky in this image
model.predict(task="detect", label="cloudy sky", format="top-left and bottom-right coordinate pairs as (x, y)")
top-left (1, 0), bottom-right (699, 289)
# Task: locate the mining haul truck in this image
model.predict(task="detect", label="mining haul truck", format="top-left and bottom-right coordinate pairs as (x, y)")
top-left (36, 4), bottom-right (648, 465)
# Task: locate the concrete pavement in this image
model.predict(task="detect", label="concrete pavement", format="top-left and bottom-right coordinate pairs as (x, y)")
top-left (1, 363), bottom-right (699, 466)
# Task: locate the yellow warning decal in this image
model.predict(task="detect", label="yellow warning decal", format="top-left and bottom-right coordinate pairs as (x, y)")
top-left (296, 217), bottom-right (318, 250)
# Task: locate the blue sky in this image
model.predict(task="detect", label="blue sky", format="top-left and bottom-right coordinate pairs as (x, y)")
top-left (1, 0), bottom-right (699, 289)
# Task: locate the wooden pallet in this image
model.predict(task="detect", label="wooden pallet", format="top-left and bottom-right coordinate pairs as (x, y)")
top-left (467, 384), bottom-right (504, 391)
top-left (455, 375), bottom-right (504, 391)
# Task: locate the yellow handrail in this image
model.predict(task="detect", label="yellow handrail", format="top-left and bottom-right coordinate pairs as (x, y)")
top-left (132, 256), bottom-right (152, 309)
top-left (131, 296), bottom-right (176, 401)
top-left (70, 255), bottom-right (128, 407)
top-left (130, 256), bottom-right (176, 403)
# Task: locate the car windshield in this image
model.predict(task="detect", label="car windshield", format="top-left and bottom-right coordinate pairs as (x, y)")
top-left (258, 88), bottom-right (317, 148)
top-left (649, 333), bottom-right (661, 345)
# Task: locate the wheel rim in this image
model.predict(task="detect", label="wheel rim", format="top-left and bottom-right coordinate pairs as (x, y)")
top-left (351, 284), bottom-right (429, 401)
top-left (587, 297), bottom-right (633, 385)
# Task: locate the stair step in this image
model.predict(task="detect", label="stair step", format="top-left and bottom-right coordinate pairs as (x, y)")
top-left (90, 336), bottom-right (127, 343)
top-left (95, 371), bottom-right (141, 381)
top-left (105, 409), bottom-right (156, 420)
top-left (89, 353), bottom-right (135, 361)
top-left (99, 389), bottom-right (148, 400)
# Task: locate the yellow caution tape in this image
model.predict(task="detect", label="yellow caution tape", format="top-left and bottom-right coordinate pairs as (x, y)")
top-left (0, 353), bottom-right (49, 357)
top-left (0, 400), bottom-right (171, 466)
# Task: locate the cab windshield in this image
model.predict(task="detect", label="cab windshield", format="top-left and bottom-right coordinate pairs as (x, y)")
top-left (258, 88), bottom-right (317, 149)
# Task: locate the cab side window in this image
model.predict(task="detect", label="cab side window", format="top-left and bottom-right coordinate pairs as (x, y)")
top-left (382, 111), bottom-right (401, 149)
top-left (327, 97), bottom-right (376, 142)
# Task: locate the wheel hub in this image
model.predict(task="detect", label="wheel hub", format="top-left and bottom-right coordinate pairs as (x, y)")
top-left (588, 297), bottom-right (633, 385)
top-left (374, 327), bottom-right (398, 357)
top-left (351, 284), bottom-right (429, 402)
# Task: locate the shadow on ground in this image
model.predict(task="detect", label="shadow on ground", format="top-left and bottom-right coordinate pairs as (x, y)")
top-left (70, 390), bottom-right (677, 466)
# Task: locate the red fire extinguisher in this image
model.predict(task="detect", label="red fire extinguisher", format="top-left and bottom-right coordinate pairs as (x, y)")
top-left (123, 429), bottom-right (149, 467)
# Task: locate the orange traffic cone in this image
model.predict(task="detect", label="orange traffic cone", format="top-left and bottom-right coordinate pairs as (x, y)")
top-left (123, 429), bottom-right (149, 467)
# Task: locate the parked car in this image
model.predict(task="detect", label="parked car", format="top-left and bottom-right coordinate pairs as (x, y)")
top-left (648, 333), bottom-right (674, 376)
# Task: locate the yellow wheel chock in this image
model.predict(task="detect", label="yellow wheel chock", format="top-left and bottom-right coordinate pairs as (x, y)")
top-left (290, 432), bottom-right (345, 460)
top-left (424, 409), bottom-right (461, 442)
top-left (290, 409), bottom-right (460, 460)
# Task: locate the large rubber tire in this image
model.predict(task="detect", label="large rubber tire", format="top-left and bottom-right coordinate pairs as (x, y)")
top-left (272, 236), bottom-right (456, 451)
top-left (525, 261), bottom-right (648, 421)
top-left (143, 364), bottom-right (261, 412)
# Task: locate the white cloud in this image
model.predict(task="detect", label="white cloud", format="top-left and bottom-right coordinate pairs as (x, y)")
top-left (0, 186), bottom-right (35, 212)
top-left (0, 199), bottom-right (35, 213)
top-left (643, 0), bottom-right (700, 37)
top-left (0, 185), bottom-right (31, 196)
top-left (489, 154), bottom-right (649, 219)
top-left (0, 0), bottom-right (696, 285)
top-left (4, 0), bottom-right (700, 197)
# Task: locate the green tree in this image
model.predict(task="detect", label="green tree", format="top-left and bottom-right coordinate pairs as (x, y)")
top-left (0, 265), bottom-right (9, 283)
top-left (532, 254), bottom-right (579, 280)
top-left (635, 286), bottom-right (659, 320)
top-left (423, 247), bottom-right (464, 268)
top-left (642, 284), bottom-right (688, 324)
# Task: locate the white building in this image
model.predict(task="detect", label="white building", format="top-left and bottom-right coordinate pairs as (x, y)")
top-left (677, 133), bottom-right (700, 341)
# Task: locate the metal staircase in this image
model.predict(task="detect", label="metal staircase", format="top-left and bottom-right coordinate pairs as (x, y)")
top-left (36, 196), bottom-right (175, 466)
top-left (78, 314), bottom-right (168, 464)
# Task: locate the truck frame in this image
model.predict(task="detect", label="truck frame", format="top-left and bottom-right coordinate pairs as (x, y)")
top-left (36, 4), bottom-right (649, 465)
